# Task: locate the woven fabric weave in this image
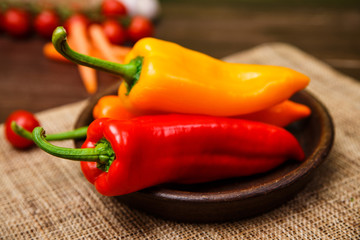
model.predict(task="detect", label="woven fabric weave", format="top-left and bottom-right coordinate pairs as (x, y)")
top-left (0, 43), bottom-right (359, 239)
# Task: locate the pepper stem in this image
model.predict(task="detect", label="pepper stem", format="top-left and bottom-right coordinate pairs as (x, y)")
top-left (11, 121), bottom-right (88, 141)
top-left (52, 26), bottom-right (143, 89)
top-left (32, 127), bottom-right (115, 172)
top-left (11, 121), bottom-right (33, 141)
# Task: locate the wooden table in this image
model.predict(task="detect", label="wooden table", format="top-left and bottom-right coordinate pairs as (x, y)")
top-left (1, 1), bottom-right (359, 123)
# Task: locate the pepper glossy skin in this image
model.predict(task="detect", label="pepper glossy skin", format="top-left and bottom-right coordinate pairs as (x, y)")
top-left (80, 115), bottom-right (305, 196)
top-left (118, 38), bottom-right (310, 116)
top-left (92, 95), bottom-right (139, 120)
top-left (52, 28), bottom-right (310, 117)
top-left (241, 100), bottom-right (311, 127)
top-left (93, 95), bottom-right (311, 127)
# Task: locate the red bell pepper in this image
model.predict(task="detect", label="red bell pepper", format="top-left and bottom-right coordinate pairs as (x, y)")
top-left (32, 115), bottom-right (305, 196)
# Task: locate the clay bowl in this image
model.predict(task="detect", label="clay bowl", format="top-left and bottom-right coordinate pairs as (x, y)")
top-left (74, 82), bottom-right (334, 223)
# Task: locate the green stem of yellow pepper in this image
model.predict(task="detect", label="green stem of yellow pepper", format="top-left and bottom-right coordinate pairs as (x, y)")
top-left (52, 26), bottom-right (143, 92)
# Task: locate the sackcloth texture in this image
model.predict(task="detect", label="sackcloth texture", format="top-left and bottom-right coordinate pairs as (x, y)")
top-left (0, 43), bottom-right (359, 239)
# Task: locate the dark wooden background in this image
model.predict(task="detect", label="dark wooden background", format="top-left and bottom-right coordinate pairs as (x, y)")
top-left (1, 0), bottom-right (359, 123)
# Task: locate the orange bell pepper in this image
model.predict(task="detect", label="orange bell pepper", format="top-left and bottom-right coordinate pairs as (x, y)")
top-left (240, 100), bottom-right (311, 127)
top-left (93, 95), bottom-right (138, 120)
top-left (93, 95), bottom-right (311, 127)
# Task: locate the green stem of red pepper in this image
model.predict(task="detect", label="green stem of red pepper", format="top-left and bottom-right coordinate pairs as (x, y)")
top-left (52, 26), bottom-right (143, 92)
top-left (32, 127), bottom-right (115, 172)
top-left (11, 121), bottom-right (88, 141)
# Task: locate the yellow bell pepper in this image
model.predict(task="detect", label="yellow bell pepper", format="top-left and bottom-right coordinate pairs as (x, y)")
top-left (53, 27), bottom-right (310, 116)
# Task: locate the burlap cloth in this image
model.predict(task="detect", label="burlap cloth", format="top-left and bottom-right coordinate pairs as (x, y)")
top-left (0, 43), bottom-right (359, 239)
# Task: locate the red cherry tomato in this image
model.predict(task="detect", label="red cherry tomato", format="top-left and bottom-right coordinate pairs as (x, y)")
top-left (101, 0), bottom-right (127, 17)
top-left (5, 110), bottom-right (40, 149)
top-left (64, 14), bottom-right (90, 32)
top-left (2, 8), bottom-right (31, 37)
top-left (102, 19), bottom-right (126, 45)
top-left (34, 10), bottom-right (60, 38)
top-left (127, 16), bottom-right (154, 43)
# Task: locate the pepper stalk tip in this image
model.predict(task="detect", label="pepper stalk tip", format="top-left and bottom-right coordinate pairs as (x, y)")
top-left (52, 26), bottom-right (67, 53)
top-left (11, 121), bottom-right (34, 141)
top-left (51, 26), bottom-right (142, 91)
top-left (32, 127), bottom-right (115, 172)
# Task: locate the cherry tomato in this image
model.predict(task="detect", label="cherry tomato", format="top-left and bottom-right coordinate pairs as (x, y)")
top-left (102, 19), bottom-right (126, 45)
top-left (34, 10), bottom-right (60, 38)
top-left (5, 110), bottom-right (40, 149)
top-left (2, 8), bottom-right (31, 37)
top-left (101, 0), bottom-right (127, 17)
top-left (127, 16), bottom-right (153, 43)
top-left (64, 14), bottom-right (90, 32)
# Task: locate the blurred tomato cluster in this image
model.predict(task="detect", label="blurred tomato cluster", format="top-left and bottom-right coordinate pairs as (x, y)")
top-left (0, 0), bottom-right (158, 44)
